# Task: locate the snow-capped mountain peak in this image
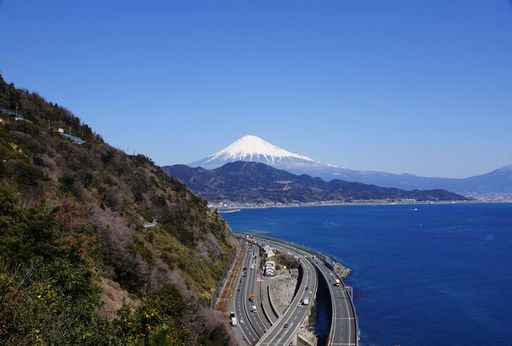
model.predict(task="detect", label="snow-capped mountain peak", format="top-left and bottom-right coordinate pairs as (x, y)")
top-left (190, 135), bottom-right (326, 169)
top-left (207, 135), bottom-right (316, 163)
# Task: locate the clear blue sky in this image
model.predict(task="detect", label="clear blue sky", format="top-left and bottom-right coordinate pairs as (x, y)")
top-left (1, 1), bottom-right (511, 178)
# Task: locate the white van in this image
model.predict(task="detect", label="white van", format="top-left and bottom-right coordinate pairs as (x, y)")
top-left (229, 312), bottom-right (238, 326)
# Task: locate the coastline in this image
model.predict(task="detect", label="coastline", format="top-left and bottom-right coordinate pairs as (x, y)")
top-left (227, 203), bottom-right (512, 344)
top-left (240, 232), bottom-right (353, 280)
top-left (212, 199), bottom-right (511, 212)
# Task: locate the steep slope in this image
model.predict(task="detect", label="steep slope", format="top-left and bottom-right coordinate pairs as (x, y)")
top-left (0, 75), bottom-right (235, 345)
top-left (163, 162), bottom-right (469, 205)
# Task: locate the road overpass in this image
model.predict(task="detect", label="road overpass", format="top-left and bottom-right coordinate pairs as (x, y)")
top-left (255, 240), bottom-right (318, 346)
top-left (229, 234), bottom-right (359, 346)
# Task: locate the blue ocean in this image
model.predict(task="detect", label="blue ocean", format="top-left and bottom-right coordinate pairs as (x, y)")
top-left (223, 204), bottom-right (512, 345)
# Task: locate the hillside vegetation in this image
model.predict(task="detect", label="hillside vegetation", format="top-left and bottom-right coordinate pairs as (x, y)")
top-left (164, 162), bottom-right (469, 205)
top-left (0, 75), bottom-right (236, 345)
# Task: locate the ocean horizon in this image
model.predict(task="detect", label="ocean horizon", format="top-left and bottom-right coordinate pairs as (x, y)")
top-left (223, 203), bottom-right (512, 345)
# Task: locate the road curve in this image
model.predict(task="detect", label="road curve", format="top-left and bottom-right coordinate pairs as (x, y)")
top-left (313, 257), bottom-right (357, 345)
top-left (255, 239), bottom-right (318, 346)
top-left (256, 235), bottom-right (359, 346)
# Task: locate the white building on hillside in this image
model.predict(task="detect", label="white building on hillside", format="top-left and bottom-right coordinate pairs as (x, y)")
top-left (262, 244), bottom-right (275, 258)
top-left (264, 261), bottom-right (276, 277)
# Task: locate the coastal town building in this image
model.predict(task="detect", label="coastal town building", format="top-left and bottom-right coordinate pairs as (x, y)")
top-left (262, 244), bottom-right (275, 258)
top-left (264, 261), bottom-right (276, 277)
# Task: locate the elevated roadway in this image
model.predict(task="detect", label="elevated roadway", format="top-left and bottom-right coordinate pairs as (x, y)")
top-left (255, 239), bottom-right (318, 346)
top-left (260, 279), bottom-right (279, 324)
top-left (313, 257), bottom-right (358, 345)
top-left (255, 235), bottom-right (359, 346)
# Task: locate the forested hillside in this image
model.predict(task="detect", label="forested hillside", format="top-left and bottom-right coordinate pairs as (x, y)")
top-left (164, 162), bottom-right (469, 205)
top-left (0, 75), bottom-right (236, 345)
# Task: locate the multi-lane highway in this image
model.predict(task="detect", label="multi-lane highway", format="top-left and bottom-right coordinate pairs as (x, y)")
top-left (255, 235), bottom-right (358, 346)
top-left (232, 243), bottom-right (267, 345)
top-left (246, 247), bottom-right (268, 336)
top-left (255, 239), bottom-right (318, 346)
top-left (230, 235), bottom-right (358, 346)
top-left (313, 257), bottom-right (358, 345)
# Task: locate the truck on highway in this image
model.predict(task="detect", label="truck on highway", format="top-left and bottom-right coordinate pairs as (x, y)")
top-left (229, 312), bottom-right (238, 326)
top-left (249, 292), bottom-right (256, 302)
top-left (334, 279), bottom-right (341, 286)
top-left (302, 297), bottom-right (309, 305)
top-left (251, 305), bottom-right (257, 313)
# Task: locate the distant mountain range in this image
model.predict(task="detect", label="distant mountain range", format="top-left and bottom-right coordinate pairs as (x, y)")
top-left (187, 135), bottom-right (512, 198)
top-left (162, 162), bottom-right (469, 205)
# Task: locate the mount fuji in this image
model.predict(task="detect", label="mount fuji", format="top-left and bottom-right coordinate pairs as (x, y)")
top-left (178, 135), bottom-right (511, 198)
top-left (190, 135), bottom-right (328, 171)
